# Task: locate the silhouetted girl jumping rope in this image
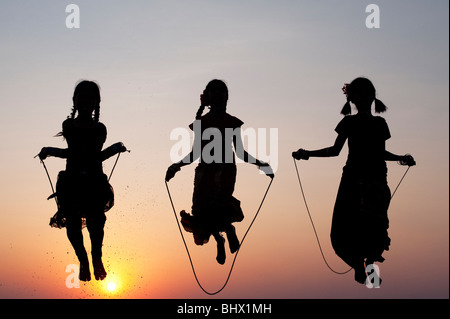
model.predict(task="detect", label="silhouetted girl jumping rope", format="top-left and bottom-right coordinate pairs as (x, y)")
top-left (166, 79), bottom-right (274, 265)
top-left (38, 80), bottom-right (128, 281)
top-left (293, 77), bottom-right (415, 285)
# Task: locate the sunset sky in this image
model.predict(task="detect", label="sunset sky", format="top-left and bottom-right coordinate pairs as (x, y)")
top-left (0, 1), bottom-right (448, 299)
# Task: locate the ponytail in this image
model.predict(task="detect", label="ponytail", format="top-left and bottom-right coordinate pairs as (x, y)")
top-left (340, 78), bottom-right (387, 115)
top-left (70, 80), bottom-right (101, 121)
top-left (67, 104), bottom-right (100, 121)
top-left (374, 98), bottom-right (387, 113)
top-left (340, 100), bottom-right (351, 115)
top-left (93, 104), bottom-right (100, 122)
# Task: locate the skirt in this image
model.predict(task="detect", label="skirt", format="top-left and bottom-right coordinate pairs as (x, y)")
top-left (180, 164), bottom-right (244, 245)
top-left (49, 170), bottom-right (114, 229)
top-left (330, 168), bottom-right (391, 265)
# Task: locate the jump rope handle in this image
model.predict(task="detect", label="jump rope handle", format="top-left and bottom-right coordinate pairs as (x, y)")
top-left (398, 154), bottom-right (416, 167)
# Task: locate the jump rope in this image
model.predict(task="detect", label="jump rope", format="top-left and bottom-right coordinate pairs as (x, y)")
top-left (165, 177), bottom-right (273, 295)
top-left (36, 151), bottom-right (124, 206)
top-left (166, 155), bottom-right (410, 293)
top-left (37, 146), bottom-right (270, 295)
top-left (37, 148), bottom-right (411, 291)
top-left (293, 157), bottom-right (412, 275)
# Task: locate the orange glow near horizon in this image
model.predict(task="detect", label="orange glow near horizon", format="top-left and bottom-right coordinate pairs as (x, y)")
top-left (0, 1), bottom-right (448, 300)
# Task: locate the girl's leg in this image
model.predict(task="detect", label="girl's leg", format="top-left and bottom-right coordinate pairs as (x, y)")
top-left (213, 232), bottom-right (226, 265)
top-left (225, 224), bottom-right (240, 253)
top-left (86, 213), bottom-right (107, 280)
top-left (66, 217), bottom-right (91, 281)
top-left (334, 247), bottom-right (367, 285)
top-left (340, 254), bottom-right (367, 285)
top-left (353, 260), bottom-right (367, 284)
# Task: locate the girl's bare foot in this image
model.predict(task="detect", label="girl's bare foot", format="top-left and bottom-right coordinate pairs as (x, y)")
top-left (79, 261), bottom-right (91, 281)
top-left (354, 263), bottom-right (367, 284)
top-left (93, 259), bottom-right (107, 281)
top-left (215, 234), bottom-right (226, 265)
top-left (225, 225), bottom-right (240, 253)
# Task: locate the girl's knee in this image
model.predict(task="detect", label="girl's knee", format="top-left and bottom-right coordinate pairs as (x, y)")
top-left (86, 213), bottom-right (106, 230)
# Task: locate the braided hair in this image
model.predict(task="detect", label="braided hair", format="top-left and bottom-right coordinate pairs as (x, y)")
top-left (340, 77), bottom-right (387, 115)
top-left (69, 80), bottom-right (101, 122)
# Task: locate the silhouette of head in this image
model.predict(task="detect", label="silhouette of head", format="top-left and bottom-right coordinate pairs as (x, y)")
top-left (71, 80), bottom-right (101, 121)
top-left (204, 79), bottom-right (228, 111)
top-left (341, 77), bottom-right (387, 115)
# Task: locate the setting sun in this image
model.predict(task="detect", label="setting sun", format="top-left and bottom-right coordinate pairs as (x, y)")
top-left (106, 281), bottom-right (117, 292)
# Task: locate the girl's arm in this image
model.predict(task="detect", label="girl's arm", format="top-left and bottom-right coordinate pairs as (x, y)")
top-left (165, 129), bottom-right (201, 181)
top-left (385, 151), bottom-right (416, 166)
top-left (233, 128), bottom-right (260, 165)
top-left (177, 128), bottom-right (201, 167)
top-left (384, 150), bottom-right (403, 162)
top-left (233, 128), bottom-right (274, 178)
top-left (101, 142), bottom-right (128, 161)
top-left (293, 134), bottom-right (347, 160)
top-left (38, 147), bottom-right (68, 160)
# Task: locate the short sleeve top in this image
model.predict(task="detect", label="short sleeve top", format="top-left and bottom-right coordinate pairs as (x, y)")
top-left (62, 118), bottom-right (107, 175)
top-left (335, 114), bottom-right (390, 176)
top-left (189, 111), bottom-right (244, 165)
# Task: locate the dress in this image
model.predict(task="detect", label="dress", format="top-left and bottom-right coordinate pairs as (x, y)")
top-left (49, 118), bottom-right (114, 229)
top-left (331, 114), bottom-right (392, 266)
top-left (180, 111), bottom-right (244, 245)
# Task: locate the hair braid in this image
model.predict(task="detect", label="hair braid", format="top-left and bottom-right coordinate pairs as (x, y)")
top-left (93, 104), bottom-right (100, 122)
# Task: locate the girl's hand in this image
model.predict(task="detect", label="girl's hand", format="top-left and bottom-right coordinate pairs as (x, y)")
top-left (38, 147), bottom-right (48, 160)
top-left (399, 154), bottom-right (416, 166)
top-left (200, 90), bottom-right (209, 107)
top-left (112, 142), bottom-right (128, 153)
top-left (165, 163), bottom-right (181, 182)
top-left (118, 142), bottom-right (128, 153)
top-left (258, 161), bottom-right (274, 179)
top-left (292, 149), bottom-right (309, 160)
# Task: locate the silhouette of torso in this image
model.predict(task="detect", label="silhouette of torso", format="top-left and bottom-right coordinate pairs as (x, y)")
top-left (189, 111), bottom-right (243, 165)
top-left (336, 113), bottom-right (390, 178)
top-left (63, 118), bottom-right (106, 176)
